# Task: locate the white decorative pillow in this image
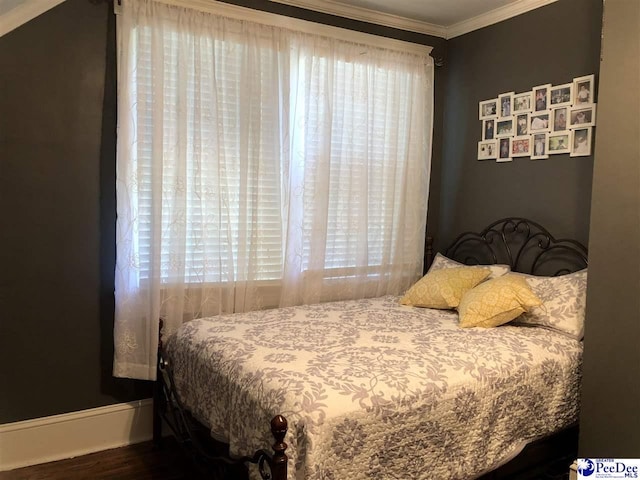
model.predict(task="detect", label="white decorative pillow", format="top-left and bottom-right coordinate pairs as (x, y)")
top-left (430, 252), bottom-right (511, 279)
top-left (511, 269), bottom-right (588, 339)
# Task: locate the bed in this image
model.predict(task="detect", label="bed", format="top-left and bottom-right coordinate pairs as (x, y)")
top-left (154, 217), bottom-right (588, 480)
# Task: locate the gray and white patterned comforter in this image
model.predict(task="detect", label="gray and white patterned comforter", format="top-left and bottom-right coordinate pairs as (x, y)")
top-left (166, 295), bottom-right (582, 480)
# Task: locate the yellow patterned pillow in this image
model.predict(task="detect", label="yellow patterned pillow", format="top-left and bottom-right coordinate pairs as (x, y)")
top-left (400, 267), bottom-right (491, 309)
top-left (458, 274), bottom-right (542, 328)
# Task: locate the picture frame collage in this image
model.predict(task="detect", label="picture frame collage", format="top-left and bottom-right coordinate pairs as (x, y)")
top-left (477, 74), bottom-right (596, 162)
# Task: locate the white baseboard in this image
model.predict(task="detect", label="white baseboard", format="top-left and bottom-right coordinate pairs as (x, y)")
top-left (0, 398), bottom-right (155, 472)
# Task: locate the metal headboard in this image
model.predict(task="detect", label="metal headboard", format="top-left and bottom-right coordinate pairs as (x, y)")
top-left (443, 217), bottom-right (588, 276)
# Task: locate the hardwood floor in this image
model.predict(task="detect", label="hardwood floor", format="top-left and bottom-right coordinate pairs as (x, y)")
top-left (0, 433), bottom-right (573, 480)
top-left (0, 438), bottom-right (228, 480)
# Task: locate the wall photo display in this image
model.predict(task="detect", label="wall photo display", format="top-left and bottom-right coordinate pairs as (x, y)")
top-left (479, 99), bottom-right (498, 119)
top-left (497, 137), bottom-right (512, 162)
top-left (570, 128), bottom-right (592, 157)
top-left (478, 74), bottom-right (596, 161)
top-left (496, 118), bottom-right (514, 137)
top-left (511, 136), bottom-right (531, 157)
top-left (532, 84), bottom-right (551, 112)
top-left (573, 74), bottom-right (594, 104)
top-left (548, 131), bottom-right (571, 154)
top-left (531, 132), bottom-right (549, 160)
top-left (478, 140), bottom-right (497, 160)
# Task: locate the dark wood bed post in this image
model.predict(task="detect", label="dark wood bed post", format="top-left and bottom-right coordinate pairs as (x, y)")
top-left (153, 319), bottom-right (165, 448)
top-left (269, 415), bottom-right (288, 480)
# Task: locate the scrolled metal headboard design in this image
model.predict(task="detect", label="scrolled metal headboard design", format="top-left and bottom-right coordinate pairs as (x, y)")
top-left (444, 217), bottom-right (588, 275)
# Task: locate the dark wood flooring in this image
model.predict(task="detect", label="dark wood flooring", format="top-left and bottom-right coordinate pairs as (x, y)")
top-left (0, 438), bottom-right (220, 480)
top-left (0, 433), bottom-right (573, 480)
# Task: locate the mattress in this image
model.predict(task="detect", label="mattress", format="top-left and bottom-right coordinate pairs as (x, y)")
top-left (165, 295), bottom-right (582, 480)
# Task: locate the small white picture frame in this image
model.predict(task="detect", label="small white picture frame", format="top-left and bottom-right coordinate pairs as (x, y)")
top-left (513, 92), bottom-right (533, 113)
top-left (498, 92), bottom-right (515, 117)
top-left (497, 137), bottom-right (512, 162)
top-left (515, 112), bottom-right (530, 136)
top-left (551, 107), bottom-right (569, 132)
top-left (569, 104), bottom-right (596, 128)
top-left (570, 127), bottom-right (592, 157)
top-left (482, 117), bottom-right (497, 140)
top-left (548, 131), bottom-right (571, 154)
top-left (531, 132), bottom-right (549, 160)
top-left (479, 98), bottom-right (498, 119)
top-left (532, 84), bottom-right (551, 112)
top-left (511, 136), bottom-right (531, 157)
top-left (529, 111), bottom-right (551, 132)
top-left (478, 140), bottom-right (498, 160)
top-left (573, 74), bottom-right (595, 105)
top-left (495, 117), bottom-right (514, 138)
top-left (549, 83), bottom-right (573, 108)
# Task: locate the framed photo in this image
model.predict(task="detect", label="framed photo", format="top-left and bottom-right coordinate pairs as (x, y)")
top-left (479, 98), bottom-right (498, 119)
top-left (511, 136), bottom-right (531, 157)
top-left (531, 132), bottom-right (549, 160)
top-left (573, 74), bottom-right (595, 105)
top-left (549, 83), bottom-right (573, 107)
top-left (515, 113), bottom-right (530, 136)
top-left (498, 92), bottom-right (515, 117)
top-left (569, 104), bottom-right (596, 128)
top-left (570, 127), bottom-right (592, 157)
top-left (482, 118), bottom-right (497, 140)
top-left (495, 118), bottom-right (514, 138)
top-left (478, 140), bottom-right (497, 160)
top-left (513, 92), bottom-right (533, 113)
top-left (548, 131), bottom-right (571, 154)
top-left (497, 137), bottom-right (512, 162)
top-left (529, 111), bottom-right (550, 132)
top-left (532, 84), bottom-right (551, 112)
top-left (551, 107), bottom-right (569, 132)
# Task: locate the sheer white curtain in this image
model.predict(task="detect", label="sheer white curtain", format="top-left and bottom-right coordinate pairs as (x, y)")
top-left (281, 35), bottom-right (432, 305)
top-left (114, 0), bottom-right (433, 380)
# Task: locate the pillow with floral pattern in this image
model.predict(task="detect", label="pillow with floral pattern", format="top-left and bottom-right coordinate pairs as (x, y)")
top-left (511, 269), bottom-right (588, 339)
top-left (429, 252), bottom-right (511, 279)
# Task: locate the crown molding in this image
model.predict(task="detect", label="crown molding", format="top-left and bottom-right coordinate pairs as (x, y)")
top-left (446, 0), bottom-right (559, 38)
top-left (0, 0), bottom-right (66, 37)
top-left (150, 0), bottom-right (432, 54)
top-left (1, 0), bottom-right (559, 41)
top-left (268, 0), bottom-right (447, 38)
top-left (268, 0), bottom-right (559, 40)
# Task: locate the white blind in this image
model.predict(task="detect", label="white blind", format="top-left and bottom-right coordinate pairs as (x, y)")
top-left (129, 24), bottom-right (428, 283)
top-left (132, 25), bottom-right (284, 282)
top-left (297, 49), bottom-right (427, 274)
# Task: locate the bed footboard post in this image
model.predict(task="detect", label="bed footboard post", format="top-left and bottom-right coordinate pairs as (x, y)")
top-left (153, 319), bottom-right (165, 449)
top-left (270, 415), bottom-right (288, 480)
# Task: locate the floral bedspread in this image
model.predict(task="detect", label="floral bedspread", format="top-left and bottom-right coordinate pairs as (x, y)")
top-left (165, 295), bottom-right (582, 480)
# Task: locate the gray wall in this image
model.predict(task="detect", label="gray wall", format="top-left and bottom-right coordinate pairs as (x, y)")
top-left (578, 0), bottom-right (640, 456)
top-left (0, 0), bottom-right (445, 423)
top-left (438, 0), bottom-right (603, 250)
top-left (0, 0), bottom-right (150, 423)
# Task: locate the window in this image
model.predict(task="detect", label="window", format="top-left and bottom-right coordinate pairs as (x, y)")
top-left (124, 21), bottom-right (431, 285)
top-left (114, 0), bottom-right (433, 380)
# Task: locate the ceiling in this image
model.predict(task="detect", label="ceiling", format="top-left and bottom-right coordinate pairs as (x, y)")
top-left (270, 0), bottom-right (558, 38)
top-left (1, 0), bottom-right (558, 38)
top-left (322, 0), bottom-right (519, 26)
